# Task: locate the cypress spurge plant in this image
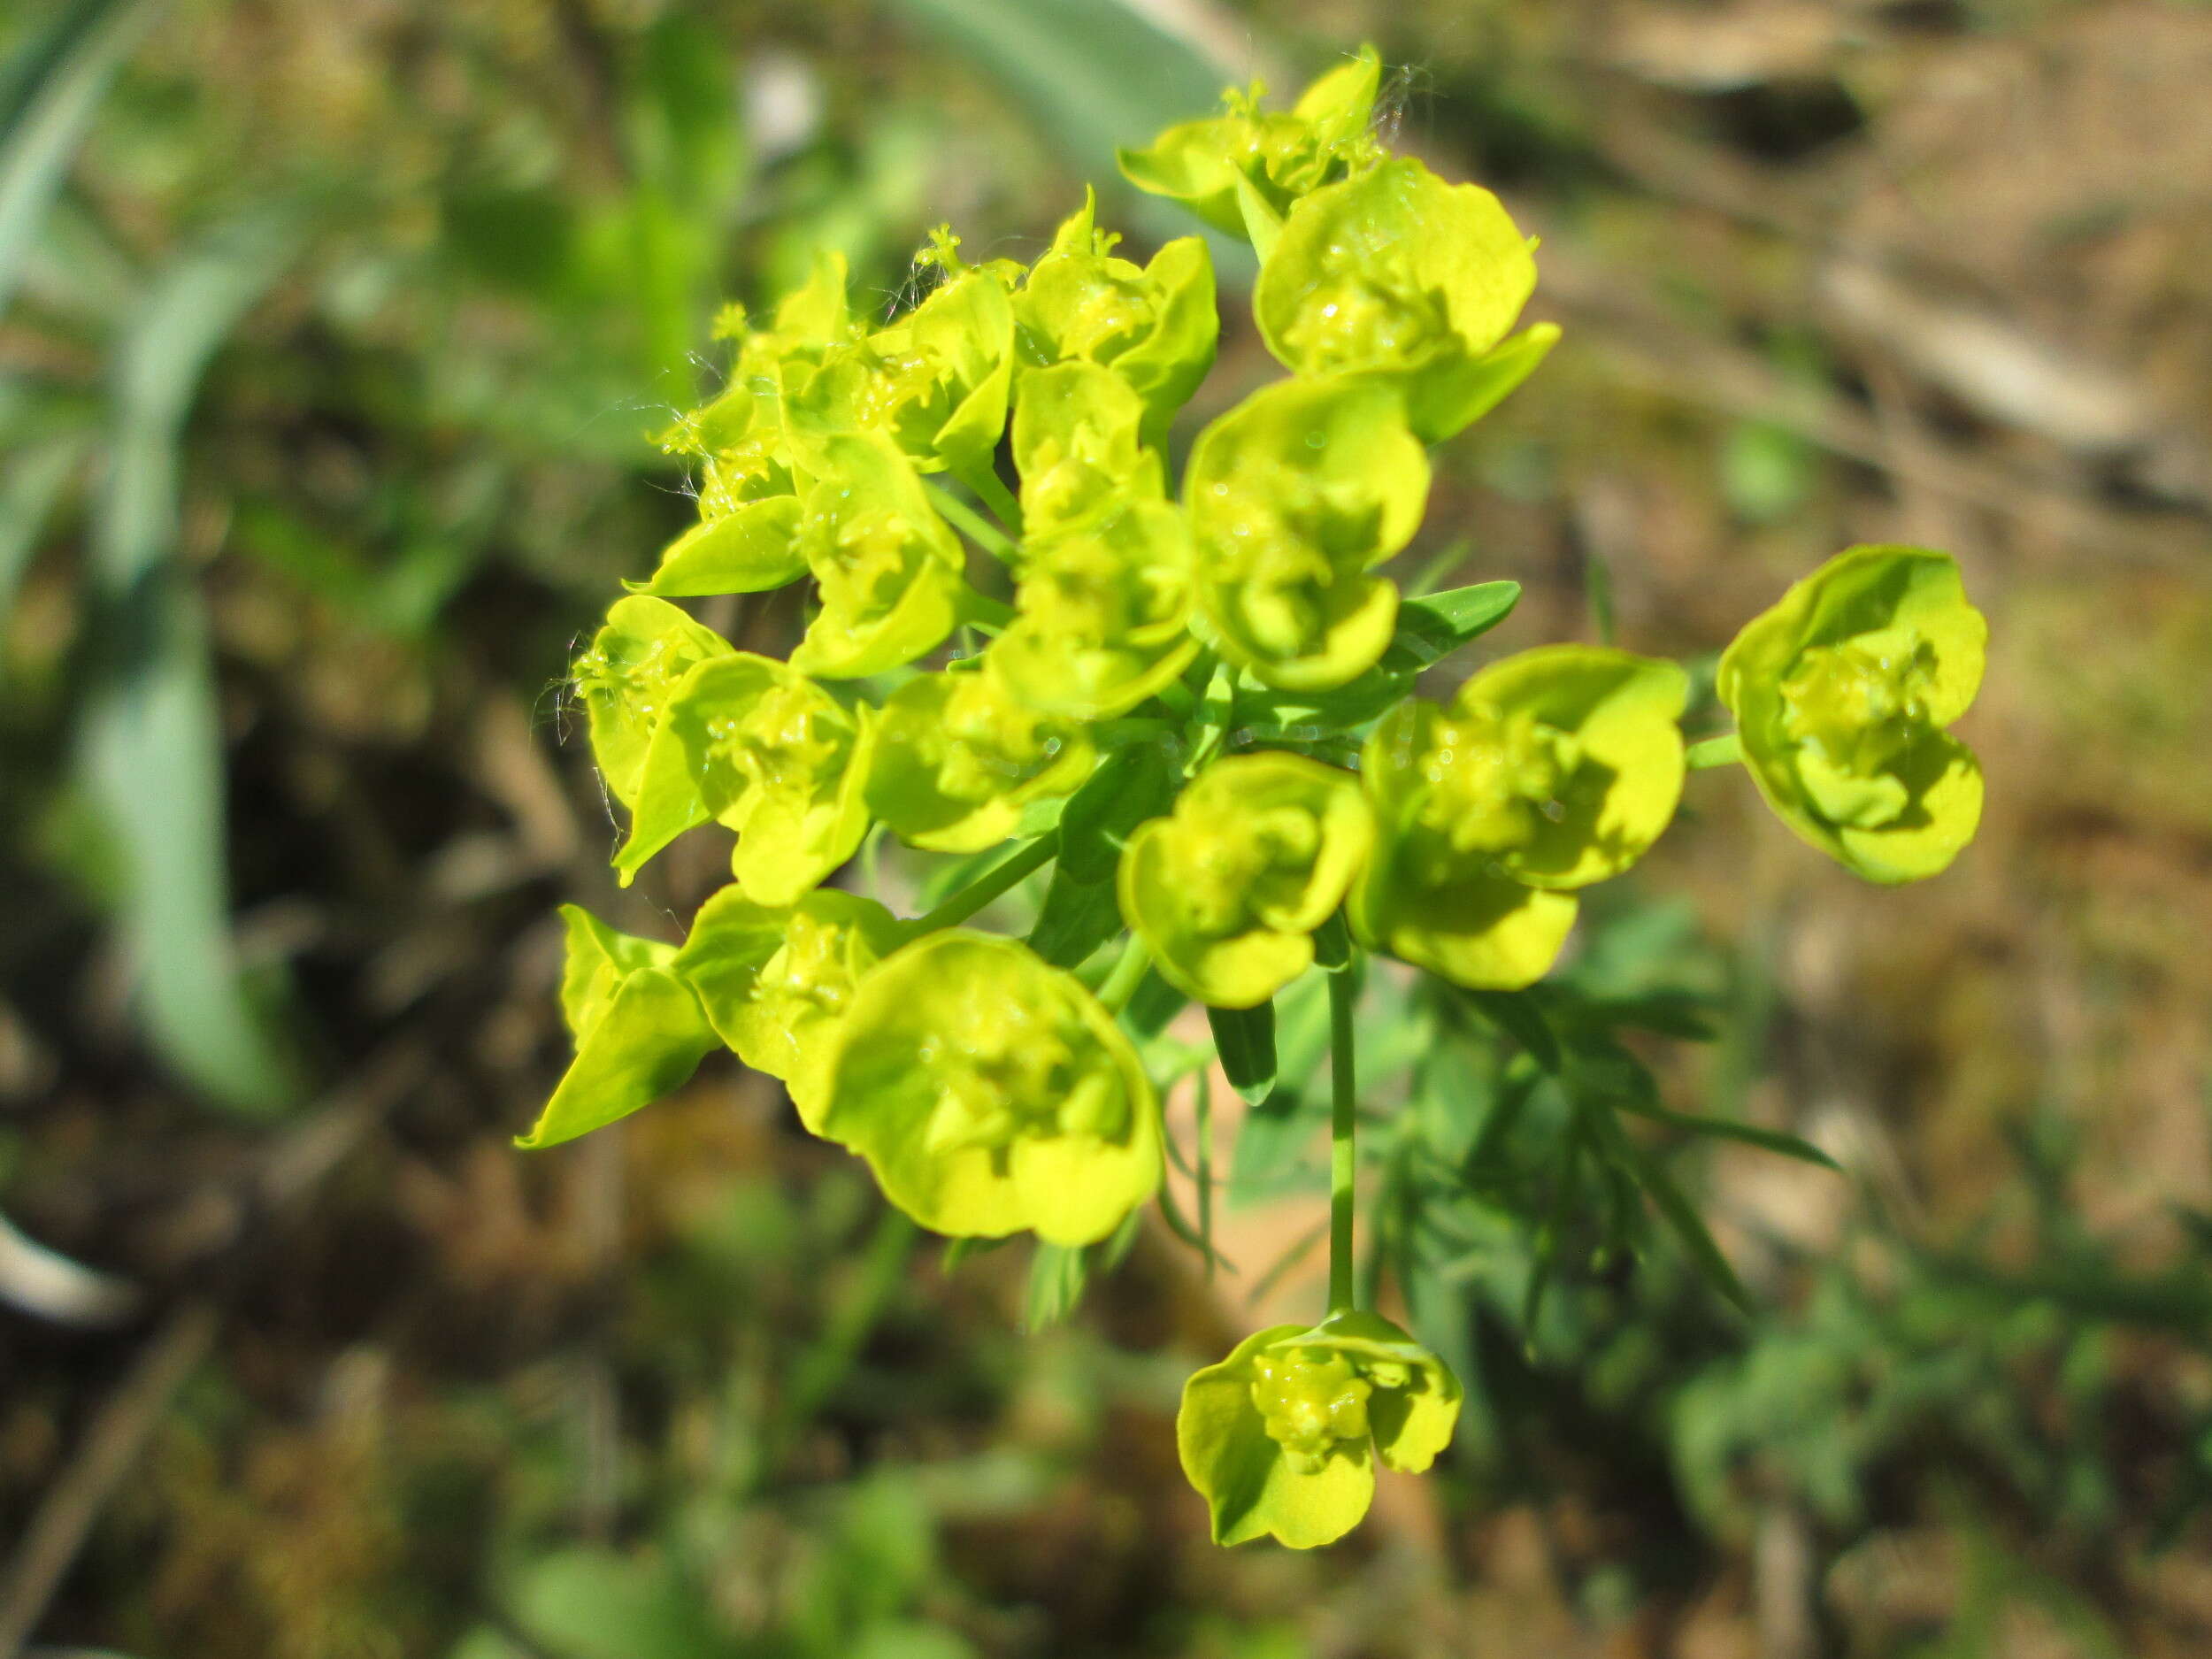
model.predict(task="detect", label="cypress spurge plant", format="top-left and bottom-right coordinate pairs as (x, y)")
top-left (518, 48), bottom-right (1991, 1548)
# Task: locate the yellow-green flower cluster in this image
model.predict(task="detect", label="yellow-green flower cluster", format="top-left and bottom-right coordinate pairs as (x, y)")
top-left (518, 49), bottom-right (1990, 1555)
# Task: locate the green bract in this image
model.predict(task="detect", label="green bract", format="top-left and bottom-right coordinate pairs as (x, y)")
top-left (1718, 545), bottom-right (1986, 883)
top-left (866, 667), bottom-right (1098, 853)
top-left (572, 595), bottom-right (734, 808)
top-left (1014, 191), bottom-right (1218, 445)
top-left (1254, 156), bottom-right (1559, 443)
top-left (818, 933), bottom-right (1160, 1246)
top-left (1187, 376), bottom-right (1427, 690)
top-left (517, 906), bottom-right (715, 1150)
top-left (626, 495), bottom-right (805, 598)
top-left (782, 231), bottom-right (1015, 480)
top-left (1354, 647), bottom-right (1687, 988)
top-left (1118, 48), bottom-right (1382, 242)
top-left (673, 885), bottom-right (905, 1133)
top-left (988, 498), bottom-right (1198, 721)
top-left (1118, 752), bottom-right (1373, 1008)
top-left (1010, 360), bottom-right (1163, 536)
top-left (788, 432), bottom-right (969, 679)
top-left (618, 652), bottom-right (872, 904)
top-left (1177, 1312), bottom-right (1461, 1548)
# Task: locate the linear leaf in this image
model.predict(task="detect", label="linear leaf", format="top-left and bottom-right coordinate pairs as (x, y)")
top-left (1206, 999), bottom-right (1276, 1105)
top-left (0, 0), bottom-right (160, 318)
top-left (1383, 580), bottom-right (1523, 671)
top-left (1586, 1108), bottom-right (1750, 1313)
top-left (1463, 987), bottom-right (1562, 1073)
top-left (1616, 1100), bottom-right (1841, 1171)
top-left (887, 0), bottom-right (1243, 263)
top-left (0, 434), bottom-right (84, 649)
top-left (80, 207), bottom-right (303, 1115)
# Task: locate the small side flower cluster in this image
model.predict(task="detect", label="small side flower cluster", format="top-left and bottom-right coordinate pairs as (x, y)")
top-left (519, 48), bottom-right (1990, 1551)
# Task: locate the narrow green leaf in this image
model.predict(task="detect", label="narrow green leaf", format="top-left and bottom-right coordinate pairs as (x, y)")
top-left (1056, 734), bottom-right (1177, 883)
top-left (0, 0), bottom-right (160, 319)
top-left (1025, 864), bottom-right (1124, 968)
top-left (1122, 965), bottom-right (1188, 1041)
top-left (1233, 171), bottom-right (1283, 262)
top-left (1686, 733), bottom-right (1744, 770)
top-left (1410, 1031), bottom-right (1493, 1170)
top-left (1311, 910), bottom-right (1353, 972)
top-left (1155, 1158), bottom-right (1234, 1275)
top-left (1522, 1116), bottom-right (1586, 1350)
top-left (887, 0), bottom-right (1242, 264)
top-left (1025, 1240), bottom-right (1089, 1332)
top-left (1586, 1108), bottom-right (1750, 1313)
top-left (1245, 1215), bottom-right (1329, 1309)
top-left (1207, 999), bottom-right (1277, 1105)
top-left (1463, 987), bottom-right (1561, 1073)
top-left (79, 208), bottom-right (303, 1115)
top-left (1225, 975), bottom-right (1333, 1202)
top-left (940, 1235), bottom-right (1013, 1274)
top-left (1615, 1101), bottom-right (1841, 1171)
top-left (1233, 665), bottom-right (1412, 738)
top-left (1381, 580), bottom-right (1522, 672)
top-left (1194, 1064), bottom-right (1215, 1279)
top-left (0, 434), bottom-right (83, 653)
top-left (1580, 988), bottom-right (1720, 1042)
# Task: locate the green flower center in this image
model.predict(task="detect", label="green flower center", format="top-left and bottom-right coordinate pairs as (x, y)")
top-left (1021, 425), bottom-right (1125, 527)
top-left (706, 682), bottom-right (845, 797)
top-left (756, 911), bottom-right (855, 1019)
top-left (574, 633), bottom-right (708, 727)
top-left (1780, 626), bottom-right (1939, 776)
top-left (928, 680), bottom-right (1065, 805)
top-left (851, 342), bottom-right (957, 454)
top-left (919, 1001), bottom-right (1129, 1161)
top-left (1019, 538), bottom-right (1180, 646)
top-left (811, 507), bottom-right (925, 619)
top-left (1206, 469), bottom-right (1379, 657)
top-left (1045, 268), bottom-right (1153, 365)
top-left (1180, 803), bottom-right (1325, 936)
top-left (1414, 702), bottom-right (1578, 866)
top-left (699, 434), bottom-right (791, 513)
top-left (1278, 266), bottom-right (1450, 376)
top-left (1249, 1347), bottom-right (1374, 1475)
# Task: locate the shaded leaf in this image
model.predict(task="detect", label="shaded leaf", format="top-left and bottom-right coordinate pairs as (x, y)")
top-left (1207, 1000), bottom-right (1276, 1105)
top-left (79, 208), bottom-right (304, 1115)
top-left (0, 0), bottom-right (160, 317)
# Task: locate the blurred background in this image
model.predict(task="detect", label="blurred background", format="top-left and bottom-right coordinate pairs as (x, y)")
top-left (4, 0), bottom-right (2212, 1654)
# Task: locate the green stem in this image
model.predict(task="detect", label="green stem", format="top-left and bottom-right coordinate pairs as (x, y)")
top-left (1327, 956), bottom-right (1358, 1317)
top-left (953, 464), bottom-right (1025, 541)
top-left (1195, 1064), bottom-right (1215, 1282)
top-left (959, 588), bottom-right (1014, 633)
top-left (909, 834), bottom-right (1056, 934)
top-left (924, 480), bottom-right (1021, 564)
top-left (1096, 932), bottom-right (1150, 1014)
top-left (1686, 732), bottom-right (1744, 770)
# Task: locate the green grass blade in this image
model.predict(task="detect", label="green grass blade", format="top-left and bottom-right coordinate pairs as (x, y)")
top-left (0, 0), bottom-right (160, 318)
top-left (887, 0), bottom-right (1247, 261)
top-left (0, 434), bottom-right (84, 650)
top-left (80, 207), bottom-right (302, 1115)
top-left (1586, 1107), bottom-right (1751, 1314)
top-left (1615, 1099), bottom-right (1842, 1171)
